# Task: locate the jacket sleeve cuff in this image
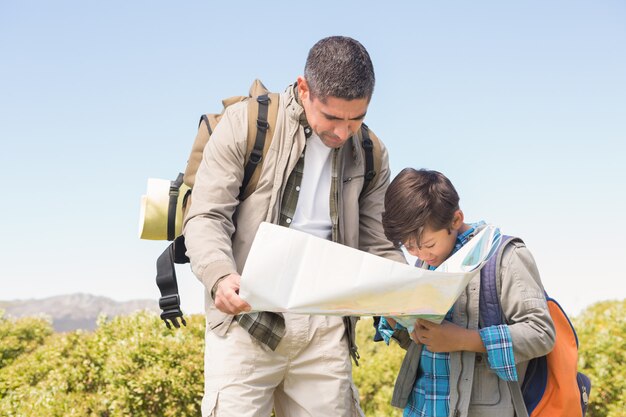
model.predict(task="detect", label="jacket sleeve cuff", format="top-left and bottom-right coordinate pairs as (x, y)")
top-left (199, 261), bottom-right (237, 296)
top-left (210, 276), bottom-right (228, 301)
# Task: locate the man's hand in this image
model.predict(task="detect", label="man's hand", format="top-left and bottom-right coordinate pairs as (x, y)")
top-left (213, 273), bottom-right (251, 315)
top-left (410, 319), bottom-right (486, 353)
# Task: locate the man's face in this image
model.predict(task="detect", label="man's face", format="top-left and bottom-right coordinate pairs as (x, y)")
top-left (298, 77), bottom-right (369, 148)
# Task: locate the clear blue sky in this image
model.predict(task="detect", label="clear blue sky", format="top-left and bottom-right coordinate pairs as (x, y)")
top-left (1, 1), bottom-right (624, 316)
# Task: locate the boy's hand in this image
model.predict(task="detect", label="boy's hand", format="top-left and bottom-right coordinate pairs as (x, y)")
top-left (411, 319), bottom-right (485, 353)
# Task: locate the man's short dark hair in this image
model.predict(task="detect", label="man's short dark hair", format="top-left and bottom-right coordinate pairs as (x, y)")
top-left (304, 36), bottom-right (375, 102)
top-left (382, 168), bottom-right (460, 248)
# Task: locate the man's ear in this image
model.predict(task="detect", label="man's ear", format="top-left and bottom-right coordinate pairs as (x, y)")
top-left (297, 76), bottom-right (309, 101)
top-left (452, 210), bottom-right (464, 230)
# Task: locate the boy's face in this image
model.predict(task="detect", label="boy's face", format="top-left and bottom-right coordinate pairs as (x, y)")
top-left (403, 210), bottom-right (465, 268)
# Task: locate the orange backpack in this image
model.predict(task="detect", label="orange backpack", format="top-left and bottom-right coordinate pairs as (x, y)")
top-left (480, 236), bottom-right (591, 417)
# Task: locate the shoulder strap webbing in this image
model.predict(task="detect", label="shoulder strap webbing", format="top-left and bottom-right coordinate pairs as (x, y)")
top-left (360, 123), bottom-right (382, 342)
top-left (240, 94), bottom-right (269, 200)
top-left (156, 235), bottom-right (189, 329)
top-left (166, 173), bottom-right (185, 241)
top-left (358, 123), bottom-right (382, 197)
top-left (478, 235), bottom-right (530, 417)
top-left (360, 123), bottom-right (376, 191)
top-left (240, 92), bottom-right (280, 200)
top-left (479, 235), bottom-right (522, 328)
top-left (199, 114), bottom-right (213, 135)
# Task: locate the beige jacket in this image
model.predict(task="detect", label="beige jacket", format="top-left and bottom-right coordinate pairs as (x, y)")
top-left (183, 84), bottom-right (405, 334)
top-left (392, 239), bottom-right (556, 417)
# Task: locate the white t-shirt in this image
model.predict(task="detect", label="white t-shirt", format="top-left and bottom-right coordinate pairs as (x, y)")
top-left (291, 133), bottom-right (333, 240)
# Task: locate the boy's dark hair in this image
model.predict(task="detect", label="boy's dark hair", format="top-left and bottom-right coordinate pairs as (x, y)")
top-left (304, 36), bottom-right (375, 102)
top-left (382, 168), bottom-right (460, 248)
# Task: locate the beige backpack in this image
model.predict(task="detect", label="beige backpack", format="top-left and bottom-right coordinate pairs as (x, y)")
top-left (139, 79), bottom-right (279, 243)
top-left (141, 79), bottom-right (382, 328)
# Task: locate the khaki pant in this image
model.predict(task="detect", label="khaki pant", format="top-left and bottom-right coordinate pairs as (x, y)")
top-left (201, 313), bottom-right (364, 417)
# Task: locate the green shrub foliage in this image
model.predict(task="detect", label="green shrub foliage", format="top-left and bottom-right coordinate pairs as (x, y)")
top-left (0, 301), bottom-right (624, 416)
top-left (352, 318), bottom-right (404, 417)
top-left (0, 312), bottom-right (204, 417)
top-left (0, 310), bottom-right (53, 369)
top-left (575, 299), bottom-right (626, 417)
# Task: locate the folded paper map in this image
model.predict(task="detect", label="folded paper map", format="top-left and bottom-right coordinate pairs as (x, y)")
top-left (240, 222), bottom-right (500, 323)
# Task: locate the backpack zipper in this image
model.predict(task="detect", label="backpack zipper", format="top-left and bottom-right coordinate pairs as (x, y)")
top-left (578, 374), bottom-right (589, 405)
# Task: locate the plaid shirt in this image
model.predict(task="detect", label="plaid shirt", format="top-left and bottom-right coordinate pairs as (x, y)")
top-left (404, 323), bottom-right (516, 417)
top-left (233, 127), bottom-right (309, 351)
top-left (379, 223), bottom-right (518, 417)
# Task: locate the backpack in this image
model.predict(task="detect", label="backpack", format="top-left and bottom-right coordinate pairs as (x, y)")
top-left (480, 236), bottom-right (591, 417)
top-left (141, 79), bottom-right (382, 329)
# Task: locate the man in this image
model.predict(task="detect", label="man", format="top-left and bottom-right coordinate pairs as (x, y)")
top-left (184, 36), bottom-right (405, 417)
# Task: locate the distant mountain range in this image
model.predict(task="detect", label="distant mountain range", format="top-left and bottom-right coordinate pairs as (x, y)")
top-left (0, 293), bottom-right (160, 332)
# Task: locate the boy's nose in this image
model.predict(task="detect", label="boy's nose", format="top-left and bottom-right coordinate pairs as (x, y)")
top-left (416, 248), bottom-right (432, 260)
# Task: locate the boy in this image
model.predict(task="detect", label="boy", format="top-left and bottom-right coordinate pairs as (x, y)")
top-left (379, 168), bottom-right (556, 417)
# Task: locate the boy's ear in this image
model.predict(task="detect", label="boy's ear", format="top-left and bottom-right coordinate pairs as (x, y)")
top-left (452, 210), bottom-right (464, 230)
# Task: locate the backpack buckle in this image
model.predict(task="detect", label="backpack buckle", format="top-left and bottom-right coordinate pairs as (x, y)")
top-left (159, 294), bottom-right (187, 329)
top-left (256, 119), bottom-right (270, 132)
top-left (256, 95), bottom-right (270, 104)
top-left (249, 149), bottom-right (263, 165)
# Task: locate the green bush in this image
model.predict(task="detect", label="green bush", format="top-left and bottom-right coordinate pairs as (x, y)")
top-left (98, 312), bottom-right (204, 417)
top-left (1, 301), bottom-right (625, 417)
top-left (0, 310), bottom-right (53, 369)
top-left (575, 299), bottom-right (626, 417)
top-left (0, 311), bottom-right (204, 417)
top-left (352, 318), bottom-right (404, 417)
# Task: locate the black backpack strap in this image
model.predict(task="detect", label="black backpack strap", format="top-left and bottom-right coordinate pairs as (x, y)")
top-left (156, 235), bottom-right (189, 329)
top-left (167, 173), bottom-right (185, 241)
top-left (360, 125), bottom-right (379, 340)
top-left (360, 123), bottom-right (376, 192)
top-left (199, 114), bottom-right (213, 134)
top-left (240, 94), bottom-right (270, 200)
top-left (157, 94), bottom-right (275, 329)
top-left (157, 96), bottom-right (273, 328)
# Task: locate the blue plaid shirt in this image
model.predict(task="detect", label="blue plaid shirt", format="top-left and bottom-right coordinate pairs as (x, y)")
top-left (379, 222), bottom-right (517, 417)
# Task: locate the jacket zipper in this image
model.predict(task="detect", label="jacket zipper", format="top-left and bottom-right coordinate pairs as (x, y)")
top-left (343, 174), bottom-right (366, 183)
top-left (453, 286), bottom-right (471, 416)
